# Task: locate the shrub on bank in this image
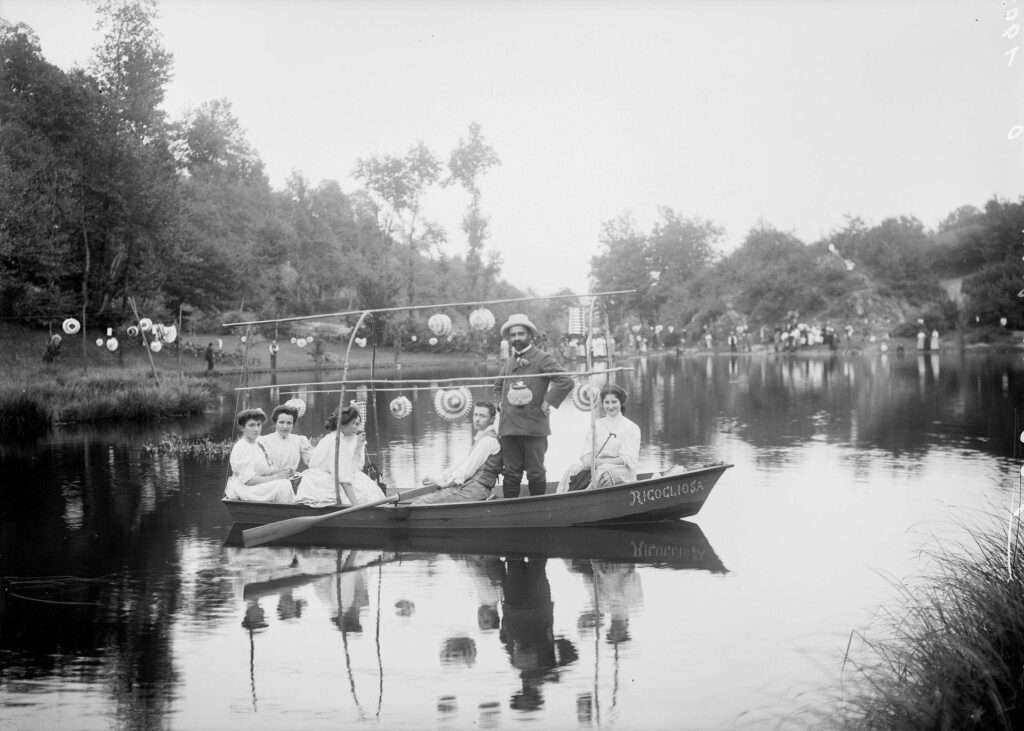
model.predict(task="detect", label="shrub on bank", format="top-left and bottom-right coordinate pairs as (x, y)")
top-left (0, 370), bottom-right (218, 433)
top-left (834, 514), bottom-right (1024, 730)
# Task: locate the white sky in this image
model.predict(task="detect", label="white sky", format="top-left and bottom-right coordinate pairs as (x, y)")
top-left (2, 0), bottom-right (1022, 293)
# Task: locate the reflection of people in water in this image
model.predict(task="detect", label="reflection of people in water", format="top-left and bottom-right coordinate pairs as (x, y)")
top-left (591, 560), bottom-right (644, 645)
top-left (241, 599), bottom-right (268, 630)
top-left (465, 555), bottom-right (504, 631)
top-left (499, 558), bottom-right (577, 711)
top-left (440, 636), bottom-right (478, 665)
top-left (315, 561), bottom-right (370, 633)
top-left (276, 590), bottom-right (305, 620)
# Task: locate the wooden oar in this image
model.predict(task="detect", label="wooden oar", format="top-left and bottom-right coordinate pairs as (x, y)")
top-left (241, 484), bottom-right (438, 548)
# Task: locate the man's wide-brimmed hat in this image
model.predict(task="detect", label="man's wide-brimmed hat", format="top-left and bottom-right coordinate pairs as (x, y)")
top-left (500, 314), bottom-right (538, 338)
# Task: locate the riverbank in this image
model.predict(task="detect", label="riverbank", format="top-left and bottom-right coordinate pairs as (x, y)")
top-left (828, 512), bottom-right (1024, 729)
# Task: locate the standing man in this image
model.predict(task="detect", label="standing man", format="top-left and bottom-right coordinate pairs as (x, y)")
top-left (494, 314), bottom-right (574, 498)
top-left (205, 342), bottom-right (215, 372)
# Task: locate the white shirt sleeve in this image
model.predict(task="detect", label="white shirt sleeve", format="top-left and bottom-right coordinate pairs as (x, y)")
top-left (442, 434), bottom-right (501, 487)
top-left (618, 418), bottom-right (641, 471)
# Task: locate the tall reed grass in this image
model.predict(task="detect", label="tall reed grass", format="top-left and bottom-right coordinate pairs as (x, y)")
top-left (832, 513), bottom-right (1024, 730)
top-left (0, 369), bottom-right (218, 434)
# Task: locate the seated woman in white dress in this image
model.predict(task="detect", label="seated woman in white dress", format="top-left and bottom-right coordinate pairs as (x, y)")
top-left (557, 384), bottom-right (641, 492)
top-left (259, 403), bottom-right (314, 488)
top-left (295, 406), bottom-right (383, 507)
top-left (225, 408), bottom-right (296, 502)
top-left (412, 402), bottom-right (502, 504)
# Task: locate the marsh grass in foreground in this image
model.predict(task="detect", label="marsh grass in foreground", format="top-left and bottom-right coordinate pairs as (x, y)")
top-left (830, 514), bottom-right (1024, 730)
top-left (142, 432), bottom-right (234, 459)
top-left (0, 369), bottom-right (218, 433)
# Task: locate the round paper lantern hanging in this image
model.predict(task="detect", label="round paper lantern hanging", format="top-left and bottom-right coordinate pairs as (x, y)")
top-left (106, 337), bottom-right (119, 352)
top-left (139, 318), bottom-right (153, 332)
top-left (349, 399), bottom-right (367, 424)
top-left (389, 395), bottom-right (413, 419)
top-left (296, 337), bottom-right (307, 348)
top-left (50, 334), bottom-right (62, 345)
top-left (355, 337), bottom-right (367, 348)
top-left (290, 337), bottom-right (297, 344)
top-left (571, 382), bottom-right (599, 412)
top-left (507, 380), bottom-right (533, 406)
top-left (150, 340), bottom-right (163, 353)
top-left (284, 398), bottom-right (307, 418)
top-left (434, 387), bottom-right (473, 422)
top-left (410, 335), bottom-right (418, 342)
top-left (428, 313), bottom-right (452, 336)
top-left (127, 325), bottom-right (140, 338)
top-left (62, 318), bottom-right (81, 335)
top-left (567, 307), bottom-right (585, 336)
top-left (95, 338), bottom-right (104, 347)
top-left (162, 325), bottom-right (177, 344)
top-left (240, 335), bottom-right (247, 344)
top-left (428, 337), bottom-right (438, 346)
top-left (469, 308), bottom-right (495, 331)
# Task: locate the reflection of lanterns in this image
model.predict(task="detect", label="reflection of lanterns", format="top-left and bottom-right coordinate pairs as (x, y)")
top-left (62, 318), bottom-right (81, 335)
top-left (150, 340), bottom-right (162, 353)
top-left (106, 337), bottom-right (119, 352)
top-left (507, 381), bottom-right (533, 406)
top-left (428, 313), bottom-right (452, 336)
top-left (1001, 317), bottom-right (1008, 327)
top-left (389, 395), bottom-right (413, 419)
top-left (571, 382), bottom-right (598, 411)
top-left (284, 398), bottom-right (307, 418)
top-left (469, 308), bottom-right (495, 331)
top-left (434, 387), bottom-right (473, 421)
top-left (127, 325), bottom-right (139, 337)
top-left (139, 318), bottom-right (153, 332)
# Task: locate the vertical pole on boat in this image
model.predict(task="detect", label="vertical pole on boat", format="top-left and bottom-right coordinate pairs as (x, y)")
top-left (368, 317), bottom-right (383, 487)
top-left (587, 298), bottom-right (598, 486)
top-left (334, 310), bottom-right (370, 505)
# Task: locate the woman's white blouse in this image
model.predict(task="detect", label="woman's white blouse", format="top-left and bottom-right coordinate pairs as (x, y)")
top-left (579, 414), bottom-right (641, 471)
top-left (259, 432), bottom-right (313, 471)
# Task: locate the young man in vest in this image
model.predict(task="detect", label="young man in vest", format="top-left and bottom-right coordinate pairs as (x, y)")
top-left (493, 314), bottom-right (574, 498)
top-left (412, 402), bottom-right (503, 504)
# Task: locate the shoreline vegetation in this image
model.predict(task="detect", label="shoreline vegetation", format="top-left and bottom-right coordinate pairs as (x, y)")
top-left (828, 512), bottom-right (1024, 730)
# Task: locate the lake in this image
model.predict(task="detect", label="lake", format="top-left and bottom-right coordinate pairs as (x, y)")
top-left (2, 350), bottom-right (1021, 729)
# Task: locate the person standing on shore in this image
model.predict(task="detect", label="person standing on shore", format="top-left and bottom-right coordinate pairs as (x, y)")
top-left (205, 342), bottom-right (215, 371)
top-left (493, 314), bottom-right (574, 498)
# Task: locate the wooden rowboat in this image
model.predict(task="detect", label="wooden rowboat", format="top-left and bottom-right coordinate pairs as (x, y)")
top-left (223, 461), bottom-right (731, 533)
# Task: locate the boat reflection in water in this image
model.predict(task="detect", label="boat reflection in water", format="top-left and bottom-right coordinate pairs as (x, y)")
top-left (224, 521), bottom-right (724, 724)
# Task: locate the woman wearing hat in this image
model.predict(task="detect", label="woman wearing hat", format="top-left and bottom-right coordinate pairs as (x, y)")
top-left (557, 384), bottom-right (641, 492)
top-left (295, 407), bottom-right (382, 506)
top-left (493, 314), bottom-right (574, 498)
top-left (225, 408), bottom-right (296, 502)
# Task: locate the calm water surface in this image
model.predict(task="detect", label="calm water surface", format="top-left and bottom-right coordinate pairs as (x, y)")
top-left (2, 351), bottom-right (1023, 729)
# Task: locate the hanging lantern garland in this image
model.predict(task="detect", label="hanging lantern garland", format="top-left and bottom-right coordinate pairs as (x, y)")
top-left (567, 307), bottom-right (586, 336)
top-left (62, 318), bottom-right (81, 335)
top-left (428, 313), bottom-right (452, 336)
top-left (389, 395), bottom-right (413, 419)
top-left (469, 308), bottom-right (495, 331)
top-left (434, 387), bottom-right (474, 422)
top-left (571, 382), bottom-right (599, 412)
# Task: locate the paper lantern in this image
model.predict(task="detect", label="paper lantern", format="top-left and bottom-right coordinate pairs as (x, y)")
top-left (240, 335), bottom-right (247, 344)
top-left (62, 318), bottom-right (81, 335)
top-left (567, 307), bottom-right (586, 336)
top-left (571, 382), bottom-right (598, 411)
top-left (507, 381), bottom-right (533, 406)
top-left (434, 387), bottom-right (473, 422)
top-left (296, 337), bottom-right (307, 348)
top-left (428, 313), bottom-right (452, 336)
top-left (389, 396), bottom-right (413, 419)
top-left (355, 337), bottom-right (367, 348)
top-left (150, 340), bottom-right (162, 352)
top-left (95, 338), bottom-right (104, 347)
top-left (306, 335), bottom-right (314, 342)
top-left (106, 337), bottom-right (119, 352)
top-left (162, 325), bottom-right (177, 343)
top-left (844, 260), bottom-right (855, 271)
top-left (1001, 317), bottom-right (1008, 327)
top-left (127, 325), bottom-right (139, 337)
top-left (428, 337), bottom-right (438, 346)
top-left (469, 308), bottom-right (495, 331)
top-left (284, 398), bottom-right (307, 418)
top-left (446, 335), bottom-right (454, 342)
top-left (411, 335), bottom-right (418, 342)
top-left (217, 339), bottom-right (223, 349)
top-left (106, 327), bottom-right (113, 337)
top-left (51, 334), bottom-right (62, 345)
top-left (290, 337), bottom-right (297, 344)
top-left (828, 242), bottom-right (837, 254)
top-left (139, 318), bottom-right (153, 332)
top-left (350, 399), bottom-right (367, 424)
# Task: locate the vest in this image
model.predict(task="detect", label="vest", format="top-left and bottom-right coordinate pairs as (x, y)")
top-left (462, 448), bottom-right (503, 492)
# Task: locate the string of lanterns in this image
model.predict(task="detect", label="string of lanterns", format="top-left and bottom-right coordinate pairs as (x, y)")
top-left (58, 315), bottom-right (178, 353)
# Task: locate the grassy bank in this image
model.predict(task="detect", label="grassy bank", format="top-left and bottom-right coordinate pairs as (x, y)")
top-left (833, 513), bottom-right (1024, 730)
top-left (0, 369), bottom-right (218, 434)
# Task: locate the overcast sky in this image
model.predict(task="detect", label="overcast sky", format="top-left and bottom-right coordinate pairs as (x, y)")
top-left (3, 0), bottom-right (1022, 294)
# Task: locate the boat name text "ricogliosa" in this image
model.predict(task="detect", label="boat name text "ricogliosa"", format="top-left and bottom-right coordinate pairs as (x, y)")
top-left (629, 480), bottom-right (704, 507)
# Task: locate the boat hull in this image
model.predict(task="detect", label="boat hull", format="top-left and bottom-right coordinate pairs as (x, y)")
top-left (224, 462), bottom-right (730, 532)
